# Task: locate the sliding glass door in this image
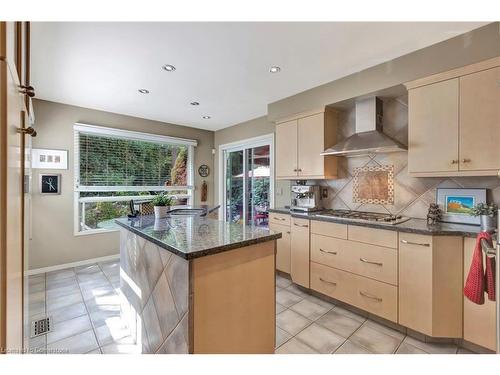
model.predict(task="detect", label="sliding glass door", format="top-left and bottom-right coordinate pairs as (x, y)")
top-left (222, 136), bottom-right (273, 226)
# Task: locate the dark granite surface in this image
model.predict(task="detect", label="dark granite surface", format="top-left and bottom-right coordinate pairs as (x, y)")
top-left (269, 207), bottom-right (488, 238)
top-left (116, 212), bottom-right (281, 260)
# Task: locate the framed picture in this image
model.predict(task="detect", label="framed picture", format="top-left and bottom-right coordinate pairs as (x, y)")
top-left (32, 148), bottom-right (68, 169)
top-left (39, 174), bottom-right (61, 195)
top-left (436, 188), bottom-right (486, 225)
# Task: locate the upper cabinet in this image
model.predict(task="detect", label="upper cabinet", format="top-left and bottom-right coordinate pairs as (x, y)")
top-left (406, 57), bottom-right (500, 177)
top-left (275, 108), bottom-right (338, 180)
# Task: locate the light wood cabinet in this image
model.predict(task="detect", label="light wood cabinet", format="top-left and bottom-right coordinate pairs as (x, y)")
top-left (406, 57), bottom-right (500, 177)
top-left (290, 217), bottom-right (310, 288)
top-left (459, 67), bottom-right (500, 171)
top-left (408, 79), bottom-right (459, 174)
top-left (463, 237), bottom-right (497, 351)
top-left (275, 119), bottom-right (298, 178)
top-left (398, 233), bottom-right (463, 337)
top-left (275, 108), bottom-right (338, 180)
top-left (269, 222), bottom-right (291, 274)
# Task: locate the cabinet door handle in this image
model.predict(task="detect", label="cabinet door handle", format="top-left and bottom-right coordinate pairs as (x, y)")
top-left (400, 239), bottom-right (430, 247)
top-left (293, 168), bottom-right (298, 172)
top-left (319, 277), bottom-right (337, 286)
top-left (273, 217), bottom-right (286, 221)
top-left (320, 248), bottom-right (337, 255)
top-left (293, 223), bottom-right (309, 228)
top-left (297, 168), bottom-right (302, 172)
top-left (462, 158), bottom-right (471, 163)
top-left (451, 159), bottom-right (459, 164)
top-left (286, 231), bottom-right (291, 234)
top-left (359, 257), bottom-right (383, 266)
top-left (359, 291), bottom-right (382, 302)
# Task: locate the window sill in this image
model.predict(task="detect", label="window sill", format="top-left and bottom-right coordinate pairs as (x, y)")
top-left (74, 228), bottom-right (120, 236)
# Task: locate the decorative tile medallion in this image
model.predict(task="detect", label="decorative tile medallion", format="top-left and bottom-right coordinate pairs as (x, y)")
top-left (353, 165), bottom-right (394, 205)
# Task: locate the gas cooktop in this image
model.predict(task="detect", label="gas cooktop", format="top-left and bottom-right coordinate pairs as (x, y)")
top-left (315, 209), bottom-right (410, 225)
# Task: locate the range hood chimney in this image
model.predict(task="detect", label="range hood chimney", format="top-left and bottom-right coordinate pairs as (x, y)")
top-left (321, 97), bottom-right (407, 157)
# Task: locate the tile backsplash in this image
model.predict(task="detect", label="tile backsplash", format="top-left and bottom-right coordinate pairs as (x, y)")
top-left (275, 96), bottom-right (500, 219)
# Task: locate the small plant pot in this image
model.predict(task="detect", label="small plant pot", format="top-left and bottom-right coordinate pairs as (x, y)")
top-left (480, 214), bottom-right (497, 233)
top-left (154, 205), bottom-right (169, 219)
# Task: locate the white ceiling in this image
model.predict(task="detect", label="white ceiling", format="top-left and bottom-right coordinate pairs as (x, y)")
top-left (31, 22), bottom-right (487, 131)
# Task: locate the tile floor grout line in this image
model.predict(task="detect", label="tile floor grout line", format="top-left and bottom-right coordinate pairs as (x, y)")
top-left (73, 264), bottom-right (104, 353)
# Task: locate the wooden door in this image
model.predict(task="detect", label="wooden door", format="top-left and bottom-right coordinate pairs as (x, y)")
top-left (459, 67), bottom-right (500, 171)
top-left (269, 223), bottom-right (290, 274)
top-left (463, 237), bottom-right (496, 351)
top-left (290, 217), bottom-right (310, 288)
top-left (0, 22), bottom-right (26, 353)
top-left (408, 79), bottom-right (459, 173)
top-left (297, 113), bottom-right (324, 178)
top-left (275, 119), bottom-right (297, 178)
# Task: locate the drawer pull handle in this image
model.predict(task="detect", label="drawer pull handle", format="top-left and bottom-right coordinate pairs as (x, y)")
top-left (286, 231), bottom-right (291, 234)
top-left (294, 223), bottom-right (309, 228)
top-left (359, 257), bottom-right (383, 266)
top-left (359, 291), bottom-right (382, 302)
top-left (273, 217), bottom-right (286, 221)
top-left (320, 248), bottom-right (337, 255)
top-left (319, 277), bottom-right (337, 286)
top-left (400, 239), bottom-right (430, 247)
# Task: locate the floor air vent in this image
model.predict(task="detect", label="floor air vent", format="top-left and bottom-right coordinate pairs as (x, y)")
top-left (30, 317), bottom-right (51, 338)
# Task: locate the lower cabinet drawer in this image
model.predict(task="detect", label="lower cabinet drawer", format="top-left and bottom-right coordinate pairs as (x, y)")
top-left (310, 262), bottom-right (398, 322)
top-left (311, 234), bottom-right (398, 285)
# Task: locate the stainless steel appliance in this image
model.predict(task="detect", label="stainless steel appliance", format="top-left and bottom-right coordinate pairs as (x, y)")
top-left (290, 185), bottom-right (322, 212)
top-left (315, 209), bottom-right (410, 225)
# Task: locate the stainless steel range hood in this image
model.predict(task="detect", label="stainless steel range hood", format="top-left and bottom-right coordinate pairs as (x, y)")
top-left (321, 97), bottom-right (407, 157)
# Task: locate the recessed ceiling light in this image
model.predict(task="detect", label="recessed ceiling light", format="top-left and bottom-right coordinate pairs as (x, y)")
top-left (138, 89), bottom-right (150, 94)
top-left (190, 102), bottom-right (200, 106)
top-left (202, 116), bottom-right (211, 119)
top-left (269, 66), bottom-right (281, 73)
top-left (162, 64), bottom-right (176, 72)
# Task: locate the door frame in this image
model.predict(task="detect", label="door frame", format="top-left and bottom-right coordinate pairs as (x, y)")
top-left (218, 133), bottom-right (274, 223)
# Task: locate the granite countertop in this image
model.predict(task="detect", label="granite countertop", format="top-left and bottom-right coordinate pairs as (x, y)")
top-left (269, 207), bottom-right (488, 238)
top-left (115, 211), bottom-right (281, 260)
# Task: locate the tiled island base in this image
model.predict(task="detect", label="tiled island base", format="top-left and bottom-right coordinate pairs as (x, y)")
top-left (119, 227), bottom-right (276, 354)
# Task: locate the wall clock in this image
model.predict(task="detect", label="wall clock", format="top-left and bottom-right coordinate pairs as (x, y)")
top-left (40, 174), bottom-right (61, 195)
top-left (198, 164), bottom-right (210, 177)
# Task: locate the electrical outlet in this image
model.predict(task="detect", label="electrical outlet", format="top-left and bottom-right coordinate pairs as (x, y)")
top-left (322, 188), bottom-right (328, 199)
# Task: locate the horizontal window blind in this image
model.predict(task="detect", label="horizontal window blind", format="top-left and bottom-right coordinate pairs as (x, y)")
top-left (75, 128), bottom-right (193, 188)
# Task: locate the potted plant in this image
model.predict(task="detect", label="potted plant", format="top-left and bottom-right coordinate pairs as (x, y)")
top-left (151, 193), bottom-right (173, 219)
top-left (470, 202), bottom-right (498, 233)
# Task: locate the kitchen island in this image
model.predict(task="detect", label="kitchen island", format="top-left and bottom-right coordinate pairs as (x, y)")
top-left (115, 213), bottom-right (280, 354)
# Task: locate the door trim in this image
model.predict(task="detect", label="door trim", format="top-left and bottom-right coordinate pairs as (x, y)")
top-left (218, 133), bottom-right (274, 222)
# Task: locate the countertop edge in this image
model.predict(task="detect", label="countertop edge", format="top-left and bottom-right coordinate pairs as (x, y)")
top-left (115, 219), bottom-right (281, 260)
top-left (269, 208), bottom-right (484, 238)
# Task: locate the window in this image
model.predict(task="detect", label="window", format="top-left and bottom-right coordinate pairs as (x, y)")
top-left (74, 123), bottom-right (196, 234)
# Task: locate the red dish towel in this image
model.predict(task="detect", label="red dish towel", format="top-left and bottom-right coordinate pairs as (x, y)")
top-left (464, 232), bottom-right (495, 304)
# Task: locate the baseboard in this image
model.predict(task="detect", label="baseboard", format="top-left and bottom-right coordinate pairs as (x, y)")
top-left (27, 253), bottom-right (119, 276)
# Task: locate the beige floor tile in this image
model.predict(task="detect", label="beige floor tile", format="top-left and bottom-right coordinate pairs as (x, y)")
top-left (295, 323), bottom-right (345, 353)
top-left (334, 339), bottom-right (372, 354)
top-left (276, 275), bottom-right (292, 289)
top-left (46, 314), bottom-right (93, 344)
top-left (276, 303), bottom-right (287, 314)
top-left (290, 299), bottom-right (330, 321)
top-left (276, 327), bottom-right (292, 349)
top-left (403, 336), bottom-right (457, 354)
top-left (316, 309), bottom-right (363, 338)
top-left (286, 284), bottom-right (310, 298)
top-left (47, 329), bottom-right (98, 354)
top-left (457, 347), bottom-right (475, 354)
top-left (276, 289), bottom-right (303, 308)
top-left (350, 324), bottom-right (403, 354)
top-left (304, 294), bottom-right (335, 309)
top-left (275, 338), bottom-right (319, 354)
top-left (332, 306), bottom-right (367, 323)
top-left (364, 319), bottom-right (405, 340)
top-left (276, 309), bottom-right (311, 335)
top-left (396, 342), bottom-right (428, 354)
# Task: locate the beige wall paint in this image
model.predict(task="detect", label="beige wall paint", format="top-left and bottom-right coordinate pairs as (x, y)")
top-left (268, 22), bottom-right (500, 122)
top-left (30, 99), bottom-right (214, 269)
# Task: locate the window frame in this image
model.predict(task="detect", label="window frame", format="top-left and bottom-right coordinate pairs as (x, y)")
top-left (73, 123), bottom-right (196, 236)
